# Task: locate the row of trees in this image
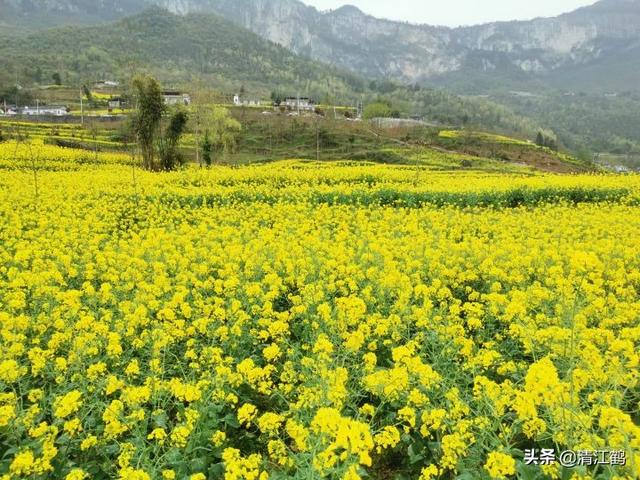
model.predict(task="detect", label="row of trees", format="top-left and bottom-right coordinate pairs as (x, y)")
top-left (131, 75), bottom-right (241, 171)
top-left (535, 131), bottom-right (558, 151)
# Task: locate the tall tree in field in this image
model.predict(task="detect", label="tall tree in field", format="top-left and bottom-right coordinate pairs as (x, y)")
top-left (203, 107), bottom-right (242, 165)
top-left (82, 84), bottom-right (95, 108)
top-left (131, 76), bottom-right (165, 171)
top-left (158, 110), bottom-right (189, 171)
top-left (202, 131), bottom-right (213, 167)
top-left (190, 80), bottom-right (211, 167)
top-left (191, 87), bottom-right (241, 166)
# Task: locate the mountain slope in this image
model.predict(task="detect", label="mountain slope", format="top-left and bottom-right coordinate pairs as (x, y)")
top-left (0, 7), bottom-right (552, 143)
top-left (0, 7), bottom-right (367, 99)
top-left (153, 0), bottom-right (461, 81)
top-left (199, 0), bottom-right (640, 92)
top-left (0, 0), bottom-right (147, 29)
top-left (3, 0), bottom-right (639, 92)
top-left (3, 0), bottom-right (639, 153)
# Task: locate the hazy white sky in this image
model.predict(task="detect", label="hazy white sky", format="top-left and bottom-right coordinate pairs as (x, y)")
top-left (302, 0), bottom-right (598, 27)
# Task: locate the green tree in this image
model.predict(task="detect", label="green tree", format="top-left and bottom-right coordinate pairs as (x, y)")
top-left (535, 130), bottom-right (558, 151)
top-left (82, 84), bottom-right (95, 107)
top-left (271, 91), bottom-right (283, 106)
top-left (576, 147), bottom-right (593, 163)
top-left (52, 72), bottom-right (62, 86)
top-left (131, 75), bottom-right (165, 171)
top-left (363, 102), bottom-right (393, 120)
top-left (202, 131), bottom-right (212, 167)
top-left (200, 106), bottom-right (241, 164)
top-left (158, 109), bottom-right (189, 170)
top-left (0, 85), bottom-right (33, 106)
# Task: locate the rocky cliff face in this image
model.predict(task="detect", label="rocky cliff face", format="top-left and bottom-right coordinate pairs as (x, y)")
top-left (157, 0), bottom-right (458, 78)
top-left (144, 0), bottom-right (640, 87)
top-left (2, 0), bottom-right (639, 89)
top-left (455, 0), bottom-right (640, 70)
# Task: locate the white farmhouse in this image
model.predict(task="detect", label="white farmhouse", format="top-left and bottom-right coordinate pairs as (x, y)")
top-left (283, 97), bottom-right (315, 112)
top-left (162, 91), bottom-right (191, 106)
top-left (21, 105), bottom-right (69, 116)
top-left (94, 80), bottom-right (120, 89)
top-left (0, 105), bottom-right (18, 116)
top-left (108, 97), bottom-right (125, 109)
top-left (234, 94), bottom-right (261, 106)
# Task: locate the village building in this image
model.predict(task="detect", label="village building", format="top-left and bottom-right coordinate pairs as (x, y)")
top-left (108, 97), bottom-right (126, 109)
top-left (282, 97), bottom-right (315, 112)
top-left (233, 94), bottom-right (261, 107)
top-left (0, 105), bottom-right (18, 116)
top-left (94, 80), bottom-right (120, 89)
top-left (162, 91), bottom-right (191, 106)
top-left (21, 105), bottom-right (69, 116)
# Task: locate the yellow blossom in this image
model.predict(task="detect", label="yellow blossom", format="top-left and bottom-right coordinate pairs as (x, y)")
top-left (53, 390), bottom-right (82, 419)
top-left (484, 452), bottom-right (516, 479)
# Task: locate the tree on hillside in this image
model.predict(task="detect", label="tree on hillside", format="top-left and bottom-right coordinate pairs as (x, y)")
top-left (82, 84), bottom-right (96, 108)
top-left (131, 75), bottom-right (165, 170)
top-left (576, 147), bottom-right (593, 164)
top-left (52, 72), bottom-right (62, 86)
top-left (0, 85), bottom-right (33, 107)
top-left (363, 102), bottom-right (393, 120)
top-left (535, 130), bottom-right (558, 151)
top-left (271, 91), bottom-right (283, 106)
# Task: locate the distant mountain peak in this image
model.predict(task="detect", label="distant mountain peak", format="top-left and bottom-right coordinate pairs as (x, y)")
top-left (568, 0), bottom-right (640, 14)
top-left (330, 5), bottom-right (365, 16)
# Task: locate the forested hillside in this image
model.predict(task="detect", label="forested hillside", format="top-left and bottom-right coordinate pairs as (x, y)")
top-left (2, 0), bottom-right (640, 155)
top-left (0, 8), bottom-right (544, 141)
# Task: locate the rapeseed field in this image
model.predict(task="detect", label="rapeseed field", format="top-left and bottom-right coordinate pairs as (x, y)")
top-left (0, 143), bottom-right (638, 479)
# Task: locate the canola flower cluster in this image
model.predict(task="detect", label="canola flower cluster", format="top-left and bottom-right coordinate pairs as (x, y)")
top-left (0, 153), bottom-right (639, 479)
top-left (0, 140), bottom-right (133, 171)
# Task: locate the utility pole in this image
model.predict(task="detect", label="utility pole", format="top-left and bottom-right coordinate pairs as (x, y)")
top-left (194, 80), bottom-right (201, 167)
top-left (316, 116), bottom-right (320, 161)
top-left (195, 111), bottom-right (200, 166)
top-left (80, 90), bottom-right (84, 126)
top-left (15, 72), bottom-right (19, 108)
top-left (36, 99), bottom-right (39, 117)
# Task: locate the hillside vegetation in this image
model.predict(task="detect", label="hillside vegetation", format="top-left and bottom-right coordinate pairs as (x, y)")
top-left (0, 106), bottom-right (594, 173)
top-left (3, 0), bottom-right (640, 157)
top-left (0, 8), bottom-right (551, 144)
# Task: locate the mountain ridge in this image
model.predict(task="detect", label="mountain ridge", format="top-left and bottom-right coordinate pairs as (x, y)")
top-left (2, 0), bottom-right (639, 91)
